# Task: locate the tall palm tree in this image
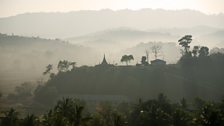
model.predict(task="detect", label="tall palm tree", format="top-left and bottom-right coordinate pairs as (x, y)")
top-left (43, 109), bottom-right (67, 126)
top-left (54, 98), bottom-right (90, 126)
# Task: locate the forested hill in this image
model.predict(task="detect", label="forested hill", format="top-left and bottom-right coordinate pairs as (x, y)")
top-left (34, 53), bottom-right (224, 104)
top-left (0, 33), bottom-right (98, 93)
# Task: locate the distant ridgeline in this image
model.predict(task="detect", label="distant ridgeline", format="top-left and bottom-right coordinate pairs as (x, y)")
top-left (34, 52), bottom-right (224, 104)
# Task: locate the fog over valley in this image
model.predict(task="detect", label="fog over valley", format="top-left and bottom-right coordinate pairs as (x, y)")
top-left (0, 9), bottom-right (224, 94)
top-left (1, 5), bottom-right (224, 125)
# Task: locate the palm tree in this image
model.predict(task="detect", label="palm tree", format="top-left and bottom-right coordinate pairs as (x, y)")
top-left (22, 114), bottom-right (37, 126)
top-left (43, 109), bottom-right (67, 126)
top-left (1, 108), bottom-right (19, 126)
top-left (54, 98), bottom-right (90, 126)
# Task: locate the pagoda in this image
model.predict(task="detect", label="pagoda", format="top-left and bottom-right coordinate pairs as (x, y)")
top-left (101, 54), bottom-right (108, 65)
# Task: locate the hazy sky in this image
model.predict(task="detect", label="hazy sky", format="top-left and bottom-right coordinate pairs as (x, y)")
top-left (0, 0), bottom-right (224, 17)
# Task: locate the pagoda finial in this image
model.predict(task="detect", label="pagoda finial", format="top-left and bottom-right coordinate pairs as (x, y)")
top-left (101, 54), bottom-right (108, 65)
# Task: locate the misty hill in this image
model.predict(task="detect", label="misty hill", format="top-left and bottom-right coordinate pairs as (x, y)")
top-left (67, 28), bottom-right (178, 52)
top-left (34, 52), bottom-right (224, 104)
top-left (67, 27), bottom-right (223, 54)
top-left (67, 28), bottom-right (223, 64)
top-left (0, 33), bottom-right (98, 93)
top-left (0, 9), bottom-right (224, 38)
top-left (150, 25), bottom-right (222, 36)
top-left (199, 30), bottom-right (224, 47)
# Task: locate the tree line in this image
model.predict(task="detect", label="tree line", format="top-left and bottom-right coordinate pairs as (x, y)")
top-left (1, 94), bottom-right (224, 126)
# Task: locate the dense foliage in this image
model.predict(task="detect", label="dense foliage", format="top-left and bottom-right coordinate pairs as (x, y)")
top-left (2, 35), bottom-right (224, 125)
top-left (32, 51), bottom-right (224, 105)
top-left (1, 95), bottom-right (224, 126)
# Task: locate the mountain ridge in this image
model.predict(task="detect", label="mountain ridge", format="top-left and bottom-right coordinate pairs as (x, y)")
top-left (0, 9), bottom-right (224, 38)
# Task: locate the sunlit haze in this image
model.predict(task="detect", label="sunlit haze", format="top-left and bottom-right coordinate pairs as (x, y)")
top-left (1, 0), bottom-right (224, 17)
top-left (1, 0), bottom-right (224, 123)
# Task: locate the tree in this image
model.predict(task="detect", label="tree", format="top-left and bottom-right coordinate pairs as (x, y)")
top-left (178, 35), bottom-right (192, 55)
top-left (111, 111), bottom-right (126, 126)
top-left (91, 102), bottom-right (126, 126)
top-left (43, 64), bottom-right (53, 75)
top-left (43, 109), bottom-right (66, 126)
top-left (151, 44), bottom-right (162, 59)
top-left (141, 56), bottom-right (148, 66)
top-left (120, 55), bottom-right (134, 65)
top-left (57, 60), bottom-right (70, 72)
top-left (70, 62), bottom-right (76, 70)
top-left (54, 98), bottom-right (90, 126)
top-left (192, 46), bottom-right (200, 57)
top-left (199, 46), bottom-right (209, 57)
top-left (145, 49), bottom-right (149, 63)
top-left (22, 114), bottom-right (38, 126)
top-left (194, 103), bottom-right (222, 126)
top-left (1, 108), bottom-right (19, 126)
top-left (180, 98), bottom-right (188, 109)
top-left (172, 108), bottom-right (191, 126)
top-left (129, 94), bottom-right (172, 126)
top-left (57, 60), bottom-right (76, 72)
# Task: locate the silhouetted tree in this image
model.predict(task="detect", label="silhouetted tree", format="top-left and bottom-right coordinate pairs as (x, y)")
top-left (199, 46), bottom-right (209, 57)
top-left (120, 55), bottom-right (134, 65)
top-left (151, 44), bottom-right (162, 59)
top-left (130, 94), bottom-right (172, 126)
top-left (141, 56), bottom-right (148, 66)
top-left (43, 109), bottom-right (66, 126)
top-left (43, 64), bottom-right (53, 75)
top-left (192, 46), bottom-right (200, 57)
top-left (70, 62), bottom-right (76, 70)
top-left (91, 102), bottom-right (126, 126)
top-left (178, 35), bottom-right (192, 55)
top-left (1, 108), bottom-right (19, 126)
top-left (54, 98), bottom-right (89, 126)
top-left (145, 49), bottom-right (149, 63)
top-left (57, 60), bottom-right (76, 72)
top-left (57, 60), bottom-right (70, 72)
top-left (2, 95), bottom-right (224, 126)
top-left (22, 114), bottom-right (37, 126)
